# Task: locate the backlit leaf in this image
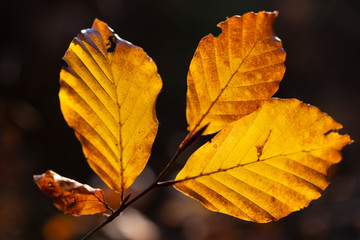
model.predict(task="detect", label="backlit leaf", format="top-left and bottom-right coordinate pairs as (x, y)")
top-left (175, 99), bottom-right (352, 223)
top-left (34, 170), bottom-right (108, 216)
top-left (186, 11), bottom-right (286, 135)
top-left (59, 19), bottom-right (162, 193)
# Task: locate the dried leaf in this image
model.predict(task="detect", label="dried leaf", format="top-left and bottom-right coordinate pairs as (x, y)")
top-left (59, 19), bottom-right (162, 193)
top-left (186, 11), bottom-right (286, 135)
top-left (175, 99), bottom-right (352, 222)
top-left (34, 170), bottom-right (108, 216)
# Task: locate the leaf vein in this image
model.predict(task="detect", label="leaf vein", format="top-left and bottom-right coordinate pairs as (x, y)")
top-left (60, 79), bottom-right (119, 145)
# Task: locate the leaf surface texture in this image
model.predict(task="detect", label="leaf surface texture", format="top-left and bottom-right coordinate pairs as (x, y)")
top-left (59, 19), bottom-right (162, 193)
top-left (175, 99), bottom-right (351, 222)
top-left (186, 11), bottom-right (286, 135)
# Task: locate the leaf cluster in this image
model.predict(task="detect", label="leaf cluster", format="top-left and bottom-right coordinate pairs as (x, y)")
top-left (34, 11), bottom-right (352, 239)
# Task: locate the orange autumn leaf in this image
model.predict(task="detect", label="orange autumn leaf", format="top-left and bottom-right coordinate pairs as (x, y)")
top-left (186, 11), bottom-right (286, 135)
top-left (175, 99), bottom-right (352, 223)
top-left (59, 19), bottom-right (162, 193)
top-left (34, 170), bottom-right (109, 216)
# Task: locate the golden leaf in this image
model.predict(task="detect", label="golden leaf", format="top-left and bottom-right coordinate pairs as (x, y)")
top-left (34, 170), bottom-right (108, 216)
top-left (59, 19), bottom-right (162, 193)
top-left (175, 99), bottom-right (351, 223)
top-left (186, 11), bottom-right (286, 135)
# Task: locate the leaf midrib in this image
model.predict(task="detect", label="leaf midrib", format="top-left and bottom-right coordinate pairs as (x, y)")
top-left (191, 25), bottom-right (265, 133)
top-left (175, 147), bottom-right (332, 184)
top-left (78, 29), bottom-right (126, 193)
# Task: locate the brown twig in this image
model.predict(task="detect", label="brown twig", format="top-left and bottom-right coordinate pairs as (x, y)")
top-left (81, 125), bottom-right (207, 240)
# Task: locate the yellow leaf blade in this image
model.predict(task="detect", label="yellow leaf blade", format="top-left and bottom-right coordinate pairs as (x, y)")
top-left (186, 11), bottom-right (286, 135)
top-left (175, 99), bottom-right (351, 222)
top-left (59, 19), bottom-right (162, 193)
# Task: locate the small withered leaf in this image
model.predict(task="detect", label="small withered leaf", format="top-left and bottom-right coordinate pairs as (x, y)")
top-left (34, 170), bottom-right (108, 216)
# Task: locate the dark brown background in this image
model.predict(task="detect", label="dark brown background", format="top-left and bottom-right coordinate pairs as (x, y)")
top-left (1, 0), bottom-right (359, 239)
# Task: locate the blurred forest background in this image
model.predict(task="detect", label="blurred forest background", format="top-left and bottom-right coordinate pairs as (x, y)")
top-left (1, 0), bottom-right (359, 239)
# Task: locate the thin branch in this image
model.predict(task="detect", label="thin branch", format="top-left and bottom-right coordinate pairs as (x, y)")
top-left (81, 125), bottom-right (207, 239)
top-left (81, 194), bottom-right (130, 240)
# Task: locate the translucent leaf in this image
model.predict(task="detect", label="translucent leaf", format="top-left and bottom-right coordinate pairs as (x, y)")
top-left (34, 170), bottom-right (109, 216)
top-left (59, 19), bottom-right (162, 193)
top-left (175, 99), bottom-right (352, 222)
top-left (186, 11), bottom-right (286, 135)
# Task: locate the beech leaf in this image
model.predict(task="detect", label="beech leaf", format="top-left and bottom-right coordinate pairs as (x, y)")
top-left (59, 19), bottom-right (163, 193)
top-left (175, 99), bottom-right (352, 223)
top-left (34, 170), bottom-right (109, 216)
top-left (186, 11), bottom-right (286, 135)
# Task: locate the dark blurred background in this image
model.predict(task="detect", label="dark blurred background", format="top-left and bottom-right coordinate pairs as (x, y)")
top-left (0, 0), bottom-right (359, 239)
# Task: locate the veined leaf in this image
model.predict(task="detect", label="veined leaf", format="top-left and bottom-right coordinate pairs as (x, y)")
top-left (59, 19), bottom-right (162, 193)
top-left (186, 11), bottom-right (286, 135)
top-left (34, 170), bottom-right (109, 216)
top-left (175, 99), bottom-right (351, 223)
